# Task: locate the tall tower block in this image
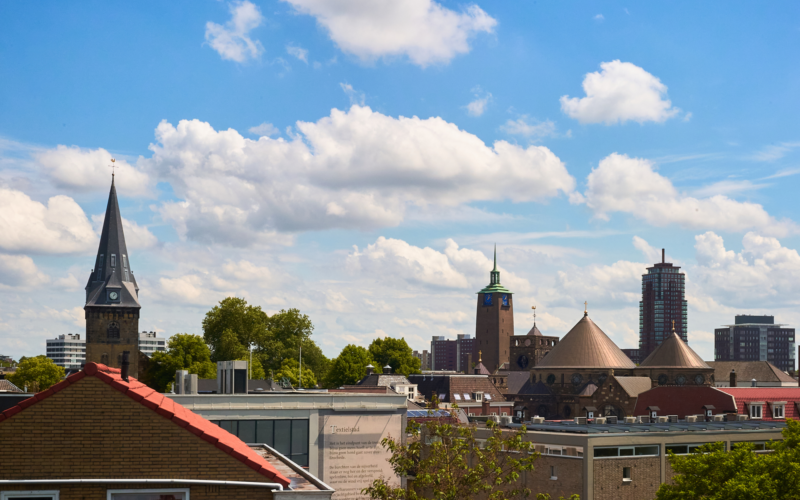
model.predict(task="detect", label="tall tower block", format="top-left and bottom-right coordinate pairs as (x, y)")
top-left (475, 247), bottom-right (514, 373)
top-left (84, 176), bottom-right (142, 377)
top-left (639, 248), bottom-right (687, 359)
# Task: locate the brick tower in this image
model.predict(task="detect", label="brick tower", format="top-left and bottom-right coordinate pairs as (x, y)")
top-left (475, 247), bottom-right (514, 373)
top-left (84, 175), bottom-right (142, 377)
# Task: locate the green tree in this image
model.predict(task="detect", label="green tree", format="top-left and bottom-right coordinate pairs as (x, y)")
top-left (368, 337), bottom-right (421, 377)
top-left (142, 334), bottom-right (217, 392)
top-left (203, 297), bottom-right (270, 361)
top-left (261, 308), bottom-right (329, 382)
top-left (656, 418), bottom-right (800, 500)
top-left (8, 355), bottom-right (64, 392)
top-left (323, 344), bottom-right (373, 388)
top-left (274, 358), bottom-right (317, 388)
top-left (364, 417), bottom-right (546, 500)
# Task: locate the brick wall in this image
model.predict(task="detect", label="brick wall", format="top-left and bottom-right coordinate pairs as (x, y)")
top-left (475, 294), bottom-right (514, 374)
top-left (526, 456), bottom-right (582, 499)
top-left (85, 308), bottom-right (140, 377)
top-left (593, 457), bottom-right (661, 500)
top-left (0, 377), bottom-right (277, 499)
top-left (0, 483), bottom-right (273, 500)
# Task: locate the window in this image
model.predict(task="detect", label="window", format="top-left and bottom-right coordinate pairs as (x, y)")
top-left (111, 254), bottom-right (116, 267)
top-left (1, 492), bottom-right (59, 500)
top-left (212, 419), bottom-right (310, 467)
top-left (463, 393), bottom-right (470, 400)
top-left (623, 467), bottom-right (632, 482)
top-left (550, 465), bottom-right (557, 480)
top-left (750, 403), bottom-right (763, 419)
top-left (123, 255), bottom-right (128, 268)
top-left (107, 489), bottom-right (189, 500)
top-left (594, 445), bottom-right (660, 458)
top-left (454, 394), bottom-right (462, 401)
top-left (773, 403), bottom-right (786, 419)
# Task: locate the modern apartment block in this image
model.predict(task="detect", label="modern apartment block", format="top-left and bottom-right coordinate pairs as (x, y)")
top-left (639, 249), bottom-right (687, 358)
top-left (430, 334), bottom-right (476, 373)
top-left (413, 349), bottom-right (431, 370)
top-left (45, 334), bottom-right (86, 370)
top-left (715, 315), bottom-right (796, 373)
top-left (139, 331), bottom-right (166, 357)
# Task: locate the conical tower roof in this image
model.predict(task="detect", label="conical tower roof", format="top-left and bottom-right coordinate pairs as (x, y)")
top-left (527, 324), bottom-right (542, 336)
top-left (535, 312), bottom-right (635, 369)
top-left (639, 331), bottom-right (709, 368)
top-left (84, 177), bottom-right (140, 309)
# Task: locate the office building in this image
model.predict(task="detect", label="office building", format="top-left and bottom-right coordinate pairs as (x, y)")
top-left (138, 331), bottom-right (166, 357)
top-left (45, 334), bottom-right (86, 370)
top-left (430, 334), bottom-right (476, 373)
top-left (639, 249), bottom-right (687, 358)
top-left (412, 349), bottom-right (430, 370)
top-left (714, 315), bottom-right (796, 373)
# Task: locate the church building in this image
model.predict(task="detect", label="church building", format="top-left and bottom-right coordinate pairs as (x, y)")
top-left (84, 176), bottom-right (143, 377)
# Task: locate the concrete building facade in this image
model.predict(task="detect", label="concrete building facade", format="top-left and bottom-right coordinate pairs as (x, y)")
top-left (714, 315), bottom-right (796, 373)
top-left (45, 334), bottom-right (86, 370)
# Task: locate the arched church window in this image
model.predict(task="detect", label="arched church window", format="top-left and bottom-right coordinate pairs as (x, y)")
top-left (107, 322), bottom-right (120, 339)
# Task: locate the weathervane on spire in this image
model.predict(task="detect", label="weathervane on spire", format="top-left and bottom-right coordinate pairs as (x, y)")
top-left (532, 305), bottom-right (537, 326)
top-left (672, 319), bottom-right (675, 332)
top-left (109, 158), bottom-right (117, 180)
top-left (478, 350), bottom-right (482, 363)
top-left (584, 301), bottom-right (588, 316)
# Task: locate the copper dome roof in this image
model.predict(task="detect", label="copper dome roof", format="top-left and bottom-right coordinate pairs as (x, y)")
top-left (535, 313), bottom-right (636, 369)
top-left (639, 331), bottom-right (710, 368)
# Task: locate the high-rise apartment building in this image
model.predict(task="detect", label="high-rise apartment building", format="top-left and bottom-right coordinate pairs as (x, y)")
top-left (139, 331), bottom-right (166, 357)
top-left (46, 334), bottom-right (86, 370)
top-left (715, 315), bottom-right (795, 373)
top-left (639, 249), bottom-right (687, 359)
top-left (430, 334), bottom-right (476, 373)
top-left (412, 350), bottom-right (430, 370)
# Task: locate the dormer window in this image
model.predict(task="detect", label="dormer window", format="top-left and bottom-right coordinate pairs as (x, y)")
top-left (111, 254), bottom-right (116, 267)
top-left (749, 402), bottom-right (764, 419)
top-left (123, 254), bottom-right (128, 268)
top-left (97, 254), bottom-right (104, 279)
top-left (473, 392), bottom-right (483, 402)
top-left (771, 402), bottom-right (786, 419)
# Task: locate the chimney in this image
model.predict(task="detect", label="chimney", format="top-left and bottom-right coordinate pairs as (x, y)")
top-left (730, 369), bottom-right (737, 387)
top-left (121, 351), bottom-right (130, 382)
top-left (384, 364), bottom-right (392, 374)
top-left (365, 364), bottom-right (374, 376)
top-left (662, 248), bottom-right (665, 264)
top-left (751, 378), bottom-right (757, 387)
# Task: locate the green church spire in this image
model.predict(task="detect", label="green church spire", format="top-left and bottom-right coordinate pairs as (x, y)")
top-left (478, 244), bottom-right (510, 294)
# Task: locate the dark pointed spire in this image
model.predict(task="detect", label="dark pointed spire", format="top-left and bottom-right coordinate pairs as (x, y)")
top-left (85, 178), bottom-right (140, 308)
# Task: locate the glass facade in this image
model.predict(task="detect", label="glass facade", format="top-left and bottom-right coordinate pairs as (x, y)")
top-left (639, 258), bottom-right (687, 358)
top-left (212, 419), bottom-right (309, 467)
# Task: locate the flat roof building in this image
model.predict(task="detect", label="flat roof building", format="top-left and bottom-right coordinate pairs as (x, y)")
top-left (45, 334), bottom-right (85, 371)
top-left (715, 315), bottom-right (796, 373)
top-left (138, 331), bottom-right (166, 357)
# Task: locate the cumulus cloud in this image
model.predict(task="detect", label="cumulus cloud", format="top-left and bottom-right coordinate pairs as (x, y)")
top-left (0, 254), bottom-right (49, 289)
top-left (155, 259), bottom-right (276, 307)
top-left (282, 0), bottom-right (497, 67)
top-left (583, 153), bottom-right (797, 236)
top-left (692, 231), bottom-right (800, 307)
top-left (500, 116), bottom-right (556, 140)
top-left (560, 60), bottom-right (681, 124)
top-left (249, 122), bottom-right (280, 137)
top-left (34, 145), bottom-right (151, 196)
top-left (465, 89), bottom-right (492, 117)
top-left (0, 188), bottom-right (96, 254)
top-left (347, 237), bottom-right (530, 293)
top-left (339, 83), bottom-right (365, 106)
top-left (145, 106), bottom-right (575, 245)
top-left (556, 260), bottom-right (644, 308)
top-left (286, 44), bottom-right (309, 63)
top-left (205, 0), bottom-right (264, 63)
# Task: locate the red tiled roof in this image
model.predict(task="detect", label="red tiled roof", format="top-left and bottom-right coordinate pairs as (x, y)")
top-left (633, 386), bottom-right (737, 418)
top-left (718, 387), bottom-right (800, 421)
top-left (0, 363), bottom-right (290, 487)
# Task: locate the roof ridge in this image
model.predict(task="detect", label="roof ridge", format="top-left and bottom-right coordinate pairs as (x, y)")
top-left (0, 362), bottom-right (290, 487)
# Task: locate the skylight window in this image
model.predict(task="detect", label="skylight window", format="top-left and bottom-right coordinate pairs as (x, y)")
top-left (453, 394), bottom-right (461, 401)
top-left (463, 393), bottom-right (471, 400)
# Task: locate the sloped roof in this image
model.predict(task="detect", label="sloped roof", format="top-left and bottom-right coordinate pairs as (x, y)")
top-left (639, 331), bottom-right (710, 368)
top-left (708, 361), bottom-right (796, 385)
top-left (507, 372), bottom-right (530, 394)
top-left (719, 387), bottom-right (800, 421)
top-left (516, 380), bottom-right (553, 396)
top-left (0, 380), bottom-right (23, 393)
top-left (577, 383), bottom-right (598, 397)
top-left (474, 362), bottom-right (490, 375)
top-left (535, 313), bottom-right (636, 369)
top-left (614, 376), bottom-right (653, 397)
top-left (0, 363), bottom-right (290, 487)
top-left (357, 373), bottom-right (412, 387)
top-left (634, 386), bottom-right (737, 418)
top-left (527, 324), bottom-right (543, 336)
top-left (409, 374), bottom-right (505, 404)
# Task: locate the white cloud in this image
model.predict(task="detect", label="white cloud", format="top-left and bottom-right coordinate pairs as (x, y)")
top-left (500, 116), bottom-right (556, 140)
top-left (145, 106), bottom-right (575, 245)
top-left (0, 188), bottom-right (96, 254)
top-left (0, 254), bottom-right (49, 289)
top-left (560, 60), bottom-right (681, 124)
top-left (465, 93), bottom-right (492, 117)
top-left (205, 0), bottom-right (264, 63)
top-left (632, 236), bottom-right (662, 264)
top-left (34, 145), bottom-right (151, 196)
top-left (594, 14), bottom-right (604, 21)
top-left (749, 141), bottom-right (800, 162)
top-left (583, 153), bottom-right (797, 236)
top-left (556, 260), bottom-right (644, 308)
top-left (339, 83), bottom-right (365, 106)
top-left (286, 44), bottom-right (309, 63)
top-left (249, 123), bottom-right (280, 137)
top-left (692, 231), bottom-right (800, 307)
top-left (282, 0), bottom-right (497, 67)
top-left (691, 179), bottom-right (769, 198)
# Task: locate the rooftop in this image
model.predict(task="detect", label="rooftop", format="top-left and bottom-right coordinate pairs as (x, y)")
top-left (534, 313), bottom-right (636, 369)
top-left (512, 419), bottom-right (787, 435)
top-left (639, 330), bottom-right (710, 369)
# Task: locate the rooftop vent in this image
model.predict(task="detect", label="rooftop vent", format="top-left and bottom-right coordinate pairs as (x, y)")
top-left (594, 417), bottom-right (607, 424)
top-left (574, 417), bottom-right (587, 425)
top-left (714, 414), bottom-right (726, 422)
top-left (384, 364), bottom-right (392, 374)
top-left (532, 416), bottom-right (545, 424)
top-left (366, 364), bottom-right (374, 376)
top-left (686, 415), bottom-right (698, 423)
top-left (624, 416), bottom-right (636, 424)
top-left (606, 416), bottom-right (618, 424)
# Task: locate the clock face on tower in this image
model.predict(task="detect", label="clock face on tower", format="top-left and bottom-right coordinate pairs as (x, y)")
top-left (483, 293), bottom-right (493, 306)
top-left (108, 290), bottom-right (119, 302)
top-left (502, 294), bottom-right (509, 306)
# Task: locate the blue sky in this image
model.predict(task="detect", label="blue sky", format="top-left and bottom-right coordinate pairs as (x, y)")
top-left (1, 0), bottom-right (799, 366)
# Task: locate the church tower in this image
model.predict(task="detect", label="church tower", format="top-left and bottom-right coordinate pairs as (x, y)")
top-left (84, 175), bottom-right (141, 377)
top-left (475, 247), bottom-right (514, 373)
